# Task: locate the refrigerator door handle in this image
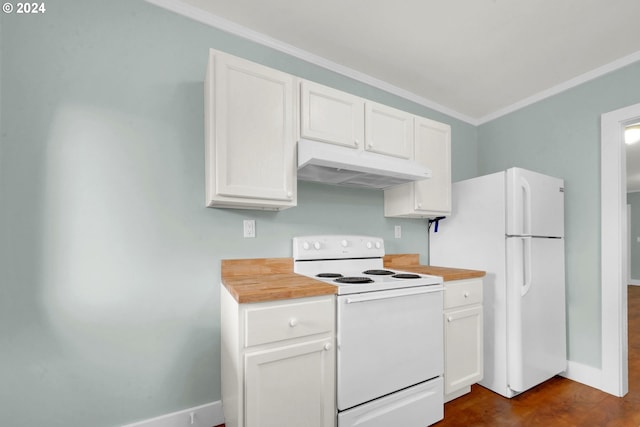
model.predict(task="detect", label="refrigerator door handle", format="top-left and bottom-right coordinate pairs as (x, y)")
top-left (522, 236), bottom-right (532, 296)
top-left (520, 177), bottom-right (532, 236)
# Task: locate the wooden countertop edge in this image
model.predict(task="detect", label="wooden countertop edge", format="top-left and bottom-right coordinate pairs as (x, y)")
top-left (221, 259), bottom-right (336, 304)
top-left (223, 276), bottom-right (337, 304)
top-left (221, 255), bottom-right (486, 304)
top-left (383, 254), bottom-right (486, 281)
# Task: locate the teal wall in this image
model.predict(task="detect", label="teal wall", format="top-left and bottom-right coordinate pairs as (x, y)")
top-left (5, 0), bottom-right (639, 425)
top-left (478, 61), bottom-right (640, 368)
top-left (629, 192), bottom-right (640, 281)
top-left (0, 1), bottom-right (477, 426)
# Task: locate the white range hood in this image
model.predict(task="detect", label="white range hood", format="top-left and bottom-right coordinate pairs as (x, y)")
top-left (297, 139), bottom-right (431, 189)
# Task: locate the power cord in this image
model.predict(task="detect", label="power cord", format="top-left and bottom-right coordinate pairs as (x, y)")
top-left (427, 216), bottom-right (446, 233)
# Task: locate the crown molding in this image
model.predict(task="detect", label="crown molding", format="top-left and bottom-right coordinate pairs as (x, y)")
top-left (147, 0), bottom-right (640, 127)
top-left (145, 0), bottom-right (478, 125)
top-left (478, 50), bottom-right (640, 124)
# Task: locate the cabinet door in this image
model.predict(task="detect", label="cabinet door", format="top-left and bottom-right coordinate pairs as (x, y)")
top-left (245, 338), bottom-right (335, 427)
top-left (413, 117), bottom-right (451, 215)
top-left (365, 101), bottom-right (413, 159)
top-left (383, 117), bottom-right (451, 218)
top-left (444, 305), bottom-right (483, 394)
top-left (300, 80), bottom-right (364, 149)
top-left (205, 50), bottom-right (296, 210)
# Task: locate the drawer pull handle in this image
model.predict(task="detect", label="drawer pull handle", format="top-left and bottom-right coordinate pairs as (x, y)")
top-left (288, 318), bottom-right (298, 327)
top-left (323, 343), bottom-right (332, 351)
top-left (464, 292), bottom-right (470, 298)
top-left (447, 316), bottom-right (453, 322)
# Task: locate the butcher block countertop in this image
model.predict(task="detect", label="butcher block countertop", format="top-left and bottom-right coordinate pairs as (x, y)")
top-left (221, 255), bottom-right (485, 304)
top-left (383, 254), bottom-right (486, 282)
top-left (221, 258), bottom-right (337, 304)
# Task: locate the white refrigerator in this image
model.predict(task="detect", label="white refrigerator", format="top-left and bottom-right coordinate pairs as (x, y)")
top-left (430, 167), bottom-right (567, 398)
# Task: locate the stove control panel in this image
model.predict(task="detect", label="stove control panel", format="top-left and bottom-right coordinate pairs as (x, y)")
top-left (293, 235), bottom-right (385, 260)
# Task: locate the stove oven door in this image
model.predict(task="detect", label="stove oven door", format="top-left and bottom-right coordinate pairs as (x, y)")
top-left (336, 286), bottom-right (443, 411)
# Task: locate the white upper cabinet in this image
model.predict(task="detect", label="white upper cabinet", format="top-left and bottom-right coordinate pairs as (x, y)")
top-left (205, 49), bottom-right (297, 210)
top-left (204, 50), bottom-right (452, 212)
top-left (365, 101), bottom-right (414, 159)
top-left (384, 117), bottom-right (451, 218)
top-left (300, 81), bottom-right (413, 160)
top-left (300, 80), bottom-right (364, 149)
top-left (414, 117), bottom-right (452, 214)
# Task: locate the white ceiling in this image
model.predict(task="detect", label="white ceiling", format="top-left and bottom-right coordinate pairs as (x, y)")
top-left (148, 0), bottom-right (640, 187)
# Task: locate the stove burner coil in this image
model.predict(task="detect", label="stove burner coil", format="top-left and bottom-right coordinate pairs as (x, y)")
top-left (392, 273), bottom-right (422, 279)
top-left (316, 273), bottom-right (343, 278)
top-left (335, 277), bottom-right (374, 284)
top-left (362, 269), bottom-right (395, 275)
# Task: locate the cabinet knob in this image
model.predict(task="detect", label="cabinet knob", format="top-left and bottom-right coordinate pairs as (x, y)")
top-left (464, 292), bottom-right (469, 298)
top-left (447, 316), bottom-right (453, 322)
top-left (417, 202), bottom-right (423, 208)
top-left (323, 343), bottom-right (332, 351)
top-left (287, 191), bottom-right (292, 199)
top-left (289, 318), bottom-right (298, 327)
top-left (354, 139), bottom-right (359, 147)
top-left (367, 142), bottom-right (373, 149)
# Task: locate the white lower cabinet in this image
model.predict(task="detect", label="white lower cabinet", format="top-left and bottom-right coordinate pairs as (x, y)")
top-left (221, 288), bottom-right (336, 427)
top-left (245, 339), bottom-right (334, 426)
top-left (443, 278), bottom-right (483, 402)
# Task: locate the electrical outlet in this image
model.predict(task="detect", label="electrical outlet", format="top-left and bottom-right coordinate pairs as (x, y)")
top-left (243, 220), bottom-right (256, 238)
top-left (394, 225), bottom-right (402, 238)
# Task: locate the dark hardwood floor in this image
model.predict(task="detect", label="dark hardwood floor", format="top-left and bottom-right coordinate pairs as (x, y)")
top-left (216, 286), bottom-right (640, 427)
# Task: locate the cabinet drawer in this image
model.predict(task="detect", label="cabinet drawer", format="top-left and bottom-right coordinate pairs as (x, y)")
top-left (444, 279), bottom-right (482, 309)
top-left (244, 297), bottom-right (334, 347)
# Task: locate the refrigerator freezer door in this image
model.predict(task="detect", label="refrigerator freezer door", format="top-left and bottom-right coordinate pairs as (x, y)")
top-left (506, 168), bottom-right (564, 238)
top-left (506, 236), bottom-right (566, 393)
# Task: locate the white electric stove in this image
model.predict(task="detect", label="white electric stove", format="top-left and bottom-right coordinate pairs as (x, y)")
top-left (293, 235), bottom-right (445, 427)
top-left (293, 235), bottom-right (443, 294)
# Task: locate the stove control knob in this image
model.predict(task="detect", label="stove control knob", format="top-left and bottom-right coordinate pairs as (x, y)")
top-left (366, 241), bottom-right (373, 249)
top-left (313, 241), bottom-right (321, 250)
top-left (302, 241), bottom-right (310, 250)
top-left (375, 241), bottom-right (381, 249)
top-left (341, 239), bottom-right (348, 248)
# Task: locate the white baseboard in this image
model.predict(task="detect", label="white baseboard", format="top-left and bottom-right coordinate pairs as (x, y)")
top-left (629, 279), bottom-right (640, 286)
top-left (121, 401), bottom-right (224, 427)
top-left (561, 360), bottom-right (602, 392)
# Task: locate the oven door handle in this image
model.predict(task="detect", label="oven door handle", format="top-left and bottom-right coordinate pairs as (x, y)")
top-left (344, 286), bottom-right (442, 304)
